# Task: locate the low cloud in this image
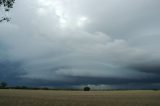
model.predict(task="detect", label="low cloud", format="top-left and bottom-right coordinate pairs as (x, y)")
top-left (0, 0), bottom-right (160, 88)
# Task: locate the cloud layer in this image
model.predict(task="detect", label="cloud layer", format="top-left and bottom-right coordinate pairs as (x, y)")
top-left (0, 0), bottom-right (160, 89)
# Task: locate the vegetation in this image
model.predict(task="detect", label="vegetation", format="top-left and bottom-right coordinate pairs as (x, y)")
top-left (0, 89), bottom-right (160, 106)
top-left (83, 87), bottom-right (90, 91)
top-left (0, 0), bottom-right (15, 10)
top-left (0, 0), bottom-right (15, 22)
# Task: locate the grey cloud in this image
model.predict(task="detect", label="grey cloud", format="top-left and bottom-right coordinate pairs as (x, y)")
top-left (79, 0), bottom-right (160, 38)
top-left (0, 0), bottom-right (160, 88)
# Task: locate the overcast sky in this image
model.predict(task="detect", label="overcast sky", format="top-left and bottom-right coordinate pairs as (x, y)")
top-left (0, 0), bottom-right (160, 89)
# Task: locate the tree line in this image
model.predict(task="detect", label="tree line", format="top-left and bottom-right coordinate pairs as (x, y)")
top-left (0, 81), bottom-right (91, 91)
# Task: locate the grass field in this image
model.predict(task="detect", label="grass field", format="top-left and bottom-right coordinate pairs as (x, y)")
top-left (0, 89), bottom-right (160, 106)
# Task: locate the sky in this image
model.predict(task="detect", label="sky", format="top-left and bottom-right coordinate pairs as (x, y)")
top-left (0, 0), bottom-right (160, 89)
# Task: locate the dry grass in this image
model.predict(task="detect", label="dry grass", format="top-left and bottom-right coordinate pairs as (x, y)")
top-left (0, 89), bottom-right (160, 106)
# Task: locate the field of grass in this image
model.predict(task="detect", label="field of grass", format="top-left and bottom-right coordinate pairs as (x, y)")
top-left (0, 89), bottom-right (160, 106)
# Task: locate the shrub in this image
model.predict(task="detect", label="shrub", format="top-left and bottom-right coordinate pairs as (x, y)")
top-left (84, 87), bottom-right (90, 91)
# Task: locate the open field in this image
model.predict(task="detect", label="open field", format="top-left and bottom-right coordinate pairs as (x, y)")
top-left (0, 89), bottom-right (160, 106)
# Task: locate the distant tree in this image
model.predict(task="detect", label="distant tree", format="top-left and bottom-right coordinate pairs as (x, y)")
top-left (41, 87), bottom-right (49, 90)
top-left (21, 86), bottom-right (28, 89)
top-left (84, 87), bottom-right (90, 91)
top-left (14, 86), bottom-right (28, 89)
top-left (0, 81), bottom-right (7, 88)
top-left (15, 86), bottom-right (21, 89)
top-left (0, 0), bottom-right (15, 22)
top-left (153, 89), bottom-right (159, 91)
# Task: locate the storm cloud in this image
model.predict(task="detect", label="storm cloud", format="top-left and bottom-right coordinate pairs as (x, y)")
top-left (0, 0), bottom-right (160, 89)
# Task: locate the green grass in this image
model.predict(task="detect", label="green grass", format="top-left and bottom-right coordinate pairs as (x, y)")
top-left (0, 89), bottom-right (160, 106)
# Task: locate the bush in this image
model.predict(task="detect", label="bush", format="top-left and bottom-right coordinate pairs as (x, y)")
top-left (84, 87), bottom-right (90, 91)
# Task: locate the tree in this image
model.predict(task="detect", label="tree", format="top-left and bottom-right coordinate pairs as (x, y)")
top-left (0, 0), bottom-right (15, 22)
top-left (83, 87), bottom-right (90, 91)
top-left (0, 81), bottom-right (7, 88)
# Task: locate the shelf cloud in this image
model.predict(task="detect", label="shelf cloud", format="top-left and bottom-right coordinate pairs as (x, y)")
top-left (0, 0), bottom-right (160, 89)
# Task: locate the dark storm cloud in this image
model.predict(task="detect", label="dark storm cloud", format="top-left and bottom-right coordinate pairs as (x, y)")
top-left (0, 60), bottom-right (25, 85)
top-left (129, 63), bottom-right (160, 74)
top-left (0, 0), bottom-right (160, 89)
